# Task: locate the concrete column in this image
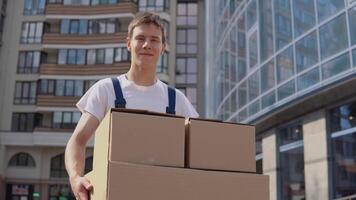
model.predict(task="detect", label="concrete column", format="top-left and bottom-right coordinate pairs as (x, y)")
top-left (40, 182), bottom-right (48, 200)
top-left (303, 110), bottom-right (329, 200)
top-left (262, 129), bottom-right (277, 200)
top-left (0, 144), bottom-right (5, 200)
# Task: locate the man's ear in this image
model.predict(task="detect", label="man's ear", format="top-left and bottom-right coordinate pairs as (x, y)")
top-left (161, 43), bottom-right (166, 54)
top-left (126, 37), bottom-right (131, 52)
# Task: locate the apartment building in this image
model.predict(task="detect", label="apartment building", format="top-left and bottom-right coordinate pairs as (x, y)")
top-left (0, 0), bottom-right (205, 199)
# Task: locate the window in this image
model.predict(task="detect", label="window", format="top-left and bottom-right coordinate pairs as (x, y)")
top-left (297, 67), bottom-right (320, 91)
top-left (329, 101), bottom-right (356, 198)
top-left (296, 31), bottom-right (318, 73)
top-left (178, 87), bottom-right (197, 108)
top-left (8, 153), bottom-right (35, 167)
top-left (278, 123), bottom-right (305, 200)
top-left (175, 57), bottom-right (196, 84)
top-left (322, 53), bottom-right (350, 80)
top-left (260, 60), bottom-right (274, 94)
top-left (58, 49), bottom-right (86, 65)
top-left (88, 18), bottom-right (119, 34)
top-left (261, 90), bottom-right (275, 109)
top-left (177, 2), bottom-right (197, 25)
top-left (348, 6), bottom-right (356, 45)
top-left (14, 81), bottom-right (36, 104)
top-left (259, 0), bottom-right (273, 62)
top-left (176, 28), bottom-right (197, 54)
top-left (39, 79), bottom-right (55, 95)
top-left (139, 0), bottom-right (169, 12)
top-left (114, 47), bottom-right (130, 62)
top-left (24, 0), bottom-right (46, 15)
top-left (55, 80), bottom-right (85, 97)
top-left (157, 51), bottom-right (169, 74)
top-left (40, 79), bottom-right (94, 96)
top-left (91, 0), bottom-right (117, 6)
top-left (49, 184), bottom-right (75, 200)
top-left (319, 14), bottom-right (348, 60)
top-left (293, 0), bottom-right (316, 37)
top-left (278, 80), bottom-right (295, 101)
top-left (248, 31), bottom-right (258, 68)
top-left (277, 46), bottom-right (294, 84)
top-left (61, 19), bottom-right (88, 35)
top-left (50, 154), bottom-right (67, 178)
top-left (11, 113), bottom-right (39, 132)
top-left (53, 111), bottom-right (81, 129)
top-left (64, 0), bottom-right (91, 5)
top-left (317, 0), bottom-right (344, 23)
top-left (274, 0), bottom-right (292, 50)
top-left (248, 70), bottom-right (259, 101)
top-left (20, 22), bottom-right (43, 44)
top-left (238, 81), bottom-right (247, 108)
top-left (17, 51), bottom-right (41, 73)
top-left (246, 0), bottom-right (257, 30)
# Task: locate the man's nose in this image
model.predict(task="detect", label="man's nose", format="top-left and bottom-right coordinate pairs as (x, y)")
top-left (142, 39), bottom-right (152, 49)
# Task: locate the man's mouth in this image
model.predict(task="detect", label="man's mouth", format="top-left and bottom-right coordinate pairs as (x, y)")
top-left (139, 53), bottom-right (154, 56)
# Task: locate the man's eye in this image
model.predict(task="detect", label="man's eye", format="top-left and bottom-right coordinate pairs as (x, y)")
top-left (137, 37), bottom-right (145, 41)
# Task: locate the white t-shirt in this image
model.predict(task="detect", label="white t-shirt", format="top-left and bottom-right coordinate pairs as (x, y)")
top-left (77, 75), bottom-right (199, 122)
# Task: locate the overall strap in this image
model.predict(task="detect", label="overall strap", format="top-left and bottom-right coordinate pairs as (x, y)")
top-left (166, 86), bottom-right (176, 115)
top-left (111, 77), bottom-right (126, 108)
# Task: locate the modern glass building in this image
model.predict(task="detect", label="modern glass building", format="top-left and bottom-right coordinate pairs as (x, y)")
top-left (206, 0), bottom-right (356, 199)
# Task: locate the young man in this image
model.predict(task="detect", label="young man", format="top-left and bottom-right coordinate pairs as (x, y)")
top-left (65, 12), bottom-right (198, 200)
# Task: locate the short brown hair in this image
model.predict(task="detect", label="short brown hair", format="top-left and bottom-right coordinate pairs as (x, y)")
top-left (127, 12), bottom-right (166, 44)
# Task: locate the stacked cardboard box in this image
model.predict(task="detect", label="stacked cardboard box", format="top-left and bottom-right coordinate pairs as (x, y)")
top-left (85, 109), bottom-right (269, 200)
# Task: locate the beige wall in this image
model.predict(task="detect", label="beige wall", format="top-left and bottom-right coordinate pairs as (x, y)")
top-left (262, 129), bottom-right (277, 200)
top-left (303, 110), bottom-right (329, 200)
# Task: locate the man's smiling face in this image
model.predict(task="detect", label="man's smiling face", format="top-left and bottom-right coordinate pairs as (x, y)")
top-left (127, 23), bottom-right (166, 70)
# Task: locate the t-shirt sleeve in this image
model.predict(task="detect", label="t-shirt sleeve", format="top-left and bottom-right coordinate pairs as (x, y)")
top-left (76, 80), bottom-right (109, 122)
top-left (175, 89), bottom-right (199, 118)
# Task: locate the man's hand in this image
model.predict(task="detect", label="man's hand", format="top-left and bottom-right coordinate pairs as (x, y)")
top-left (70, 175), bottom-right (93, 200)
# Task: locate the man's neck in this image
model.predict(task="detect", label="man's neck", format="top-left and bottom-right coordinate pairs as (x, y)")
top-left (126, 64), bottom-right (157, 86)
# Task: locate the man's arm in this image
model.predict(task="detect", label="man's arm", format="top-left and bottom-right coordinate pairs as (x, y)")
top-left (65, 111), bottom-right (99, 200)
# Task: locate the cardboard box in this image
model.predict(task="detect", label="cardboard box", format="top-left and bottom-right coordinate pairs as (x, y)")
top-left (87, 161), bottom-right (269, 200)
top-left (187, 118), bottom-right (256, 172)
top-left (93, 108), bottom-right (186, 168)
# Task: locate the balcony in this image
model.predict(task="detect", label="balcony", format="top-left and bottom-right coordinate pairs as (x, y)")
top-left (39, 62), bottom-right (130, 76)
top-left (42, 32), bottom-right (127, 45)
top-left (37, 95), bottom-right (79, 107)
top-left (45, 2), bottom-right (137, 16)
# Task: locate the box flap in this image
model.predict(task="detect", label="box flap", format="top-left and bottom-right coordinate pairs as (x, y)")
top-left (189, 117), bottom-right (254, 127)
top-left (110, 108), bottom-right (185, 119)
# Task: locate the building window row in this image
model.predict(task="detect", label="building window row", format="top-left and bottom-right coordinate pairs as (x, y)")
top-left (60, 18), bottom-right (124, 35)
top-left (39, 79), bottom-right (96, 97)
top-left (139, 0), bottom-right (170, 12)
top-left (47, 0), bottom-right (136, 6)
top-left (58, 47), bottom-right (130, 65)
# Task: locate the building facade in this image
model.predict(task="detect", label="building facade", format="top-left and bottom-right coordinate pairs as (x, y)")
top-left (206, 0), bottom-right (356, 199)
top-left (0, 0), bottom-right (205, 199)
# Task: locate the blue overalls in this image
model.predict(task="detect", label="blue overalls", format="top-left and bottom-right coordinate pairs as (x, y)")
top-left (111, 78), bottom-right (176, 114)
